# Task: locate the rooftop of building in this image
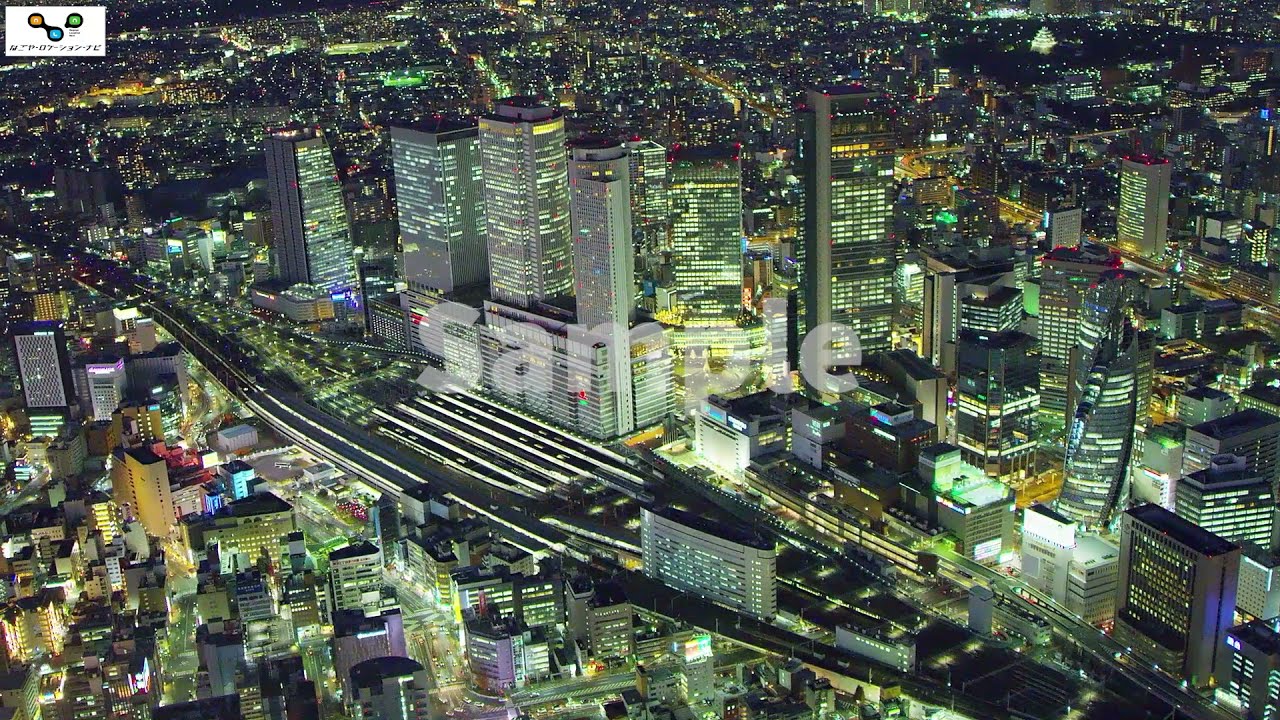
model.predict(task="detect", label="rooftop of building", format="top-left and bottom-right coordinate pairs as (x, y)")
top-left (1181, 385), bottom-right (1232, 402)
top-left (1026, 502), bottom-right (1074, 526)
top-left (1228, 618), bottom-right (1280, 656)
top-left (349, 655), bottom-right (424, 688)
top-left (939, 474), bottom-right (1011, 508)
top-left (391, 116), bottom-right (478, 136)
top-left (957, 328), bottom-right (1035, 349)
top-left (1126, 503), bottom-right (1239, 556)
top-left (668, 144), bottom-right (740, 163)
top-left (116, 445), bottom-right (164, 466)
top-left (706, 392), bottom-right (785, 421)
top-left (647, 505), bottom-right (774, 552)
top-left (1243, 382), bottom-right (1280, 407)
top-left (874, 348), bottom-right (944, 381)
top-left (216, 424), bottom-right (257, 439)
top-left (1072, 535), bottom-right (1119, 567)
top-left (1044, 243), bottom-right (1120, 266)
top-left (329, 541), bottom-right (381, 562)
top-left (1188, 408), bottom-right (1280, 439)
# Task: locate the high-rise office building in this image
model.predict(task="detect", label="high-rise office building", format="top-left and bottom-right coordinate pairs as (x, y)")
top-left (348, 656), bottom-right (430, 720)
top-left (569, 140), bottom-right (637, 436)
top-left (1183, 409), bottom-right (1280, 494)
top-left (1116, 155), bottom-right (1172, 259)
top-left (328, 541), bottom-right (385, 616)
top-left (391, 121), bottom-right (488, 294)
top-left (1058, 270), bottom-right (1152, 528)
top-left (110, 446), bottom-right (174, 539)
top-left (569, 139), bottom-right (634, 330)
top-left (1046, 206), bottom-right (1083, 248)
top-left (1175, 454), bottom-right (1276, 548)
top-left (954, 330), bottom-right (1039, 481)
top-left (479, 98), bottom-right (572, 308)
top-left (625, 139), bottom-right (669, 256)
top-left (79, 358), bottom-right (126, 422)
top-left (1038, 244), bottom-right (1122, 425)
top-left (1114, 504), bottom-right (1240, 689)
top-left (12, 321), bottom-right (75, 416)
top-left (797, 87), bottom-right (896, 354)
top-left (1224, 618), bottom-right (1280, 720)
top-left (265, 128), bottom-right (357, 295)
top-left (918, 249), bottom-right (1019, 374)
top-left (641, 505), bottom-right (777, 620)
top-left (668, 146), bottom-right (743, 326)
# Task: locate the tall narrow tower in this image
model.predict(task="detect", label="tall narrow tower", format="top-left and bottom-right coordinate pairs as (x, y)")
top-left (390, 120), bottom-right (488, 294)
top-left (1057, 269), bottom-right (1152, 528)
top-left (668, 146), bottom-right (743, 326)
top-left (265, 127), bottom-right (357, 295)
top-left (570, 139), bottom-right (637, 436)
top-left (797, 86), bottom-right (897, 354)
top-left (479, 98), bottom-right (572, 307)
top-left (1038, 244), bottom-right (1121, 425)
top-left (569, 139), bottom-right (635, 329)
top-left (1116, 154), bottom-right (1171, 259)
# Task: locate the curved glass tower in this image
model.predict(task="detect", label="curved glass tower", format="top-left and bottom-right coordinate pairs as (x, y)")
top-left (1057, 270), bottom-right (1152, 529)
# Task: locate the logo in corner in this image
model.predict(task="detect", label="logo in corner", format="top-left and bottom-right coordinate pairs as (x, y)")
top-left (6, 6), bottom-right (105, 56)
top-left (28, 11), bottom-right (83, 42)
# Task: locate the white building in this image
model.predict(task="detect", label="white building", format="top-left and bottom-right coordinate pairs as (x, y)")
top-left (250, 283), bottom-right (336, 323)
top-left (694, 393), bottom-right (787, 475)
top-left (328, 541), bottom-right (384, 615)
top-left (79, 359), bottom-right (126, 421)
top-left (569, 140), bottom-right (636, 435)
top-left (349, 656), bottom-right (430, 720)
top-left (1237, 546), bottom-right (1280, 621)
top-left (641, 505), bottom-right (777, 619)
top-left (213, 425), bottom-right (258, 454)
top-left (1066, 535), bottom-right (1119, 626)
top-left (1020, 504), bottom-right (1078, 603)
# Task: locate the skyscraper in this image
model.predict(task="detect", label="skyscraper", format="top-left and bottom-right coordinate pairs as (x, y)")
top-left (12, 320), bottom-right (75, 419)
top-left (668, 146), bottom-right (743, 326)
top-left (569, 139), bottom-right (634, 330)
top-left (264, 128), bottom-right (357, 295)
top-left (1057, 270), bottom-right (1152, 528)
top-left (1114, 504), bottom-right (1240, 690)
top-left (797, 87), bottom-right (896, 354)
top-left (569, 139), bottom-right (637, 436)
top-left (1116, 155), bottom-right (1172, 259)
top-left (1038, 244), bottom-right (1122, 425)
top-left (1183, 409), bottom-right (1280, 494)
top-left (479, 98), bottom-right (572, 308)
top-left (391, 121), bottom-right (488, 294)
top-left (625, 139), bottom-right (669, 256)
top-left (1174, 454), bottom-right (1276, 548)
top-left (954, 330), bottom-right (1039, 481)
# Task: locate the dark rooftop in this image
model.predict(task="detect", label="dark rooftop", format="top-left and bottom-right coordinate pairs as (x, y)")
top-left (329, 541), bottom-right (381, 562)
top-left (1126, 503), bottom-right (1239, 557)
top-left (647, 505), bottom-right (774, 551)
top-left (1228, 618), bottom-right (1280, 656)
top-left (349, 656), bottom-right (424, 688)
top-left (1188, 408), bottom-right (1280, 439)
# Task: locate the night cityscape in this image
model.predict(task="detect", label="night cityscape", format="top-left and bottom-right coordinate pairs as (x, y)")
top-left (1, 0), bottom-right (1280, 718)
